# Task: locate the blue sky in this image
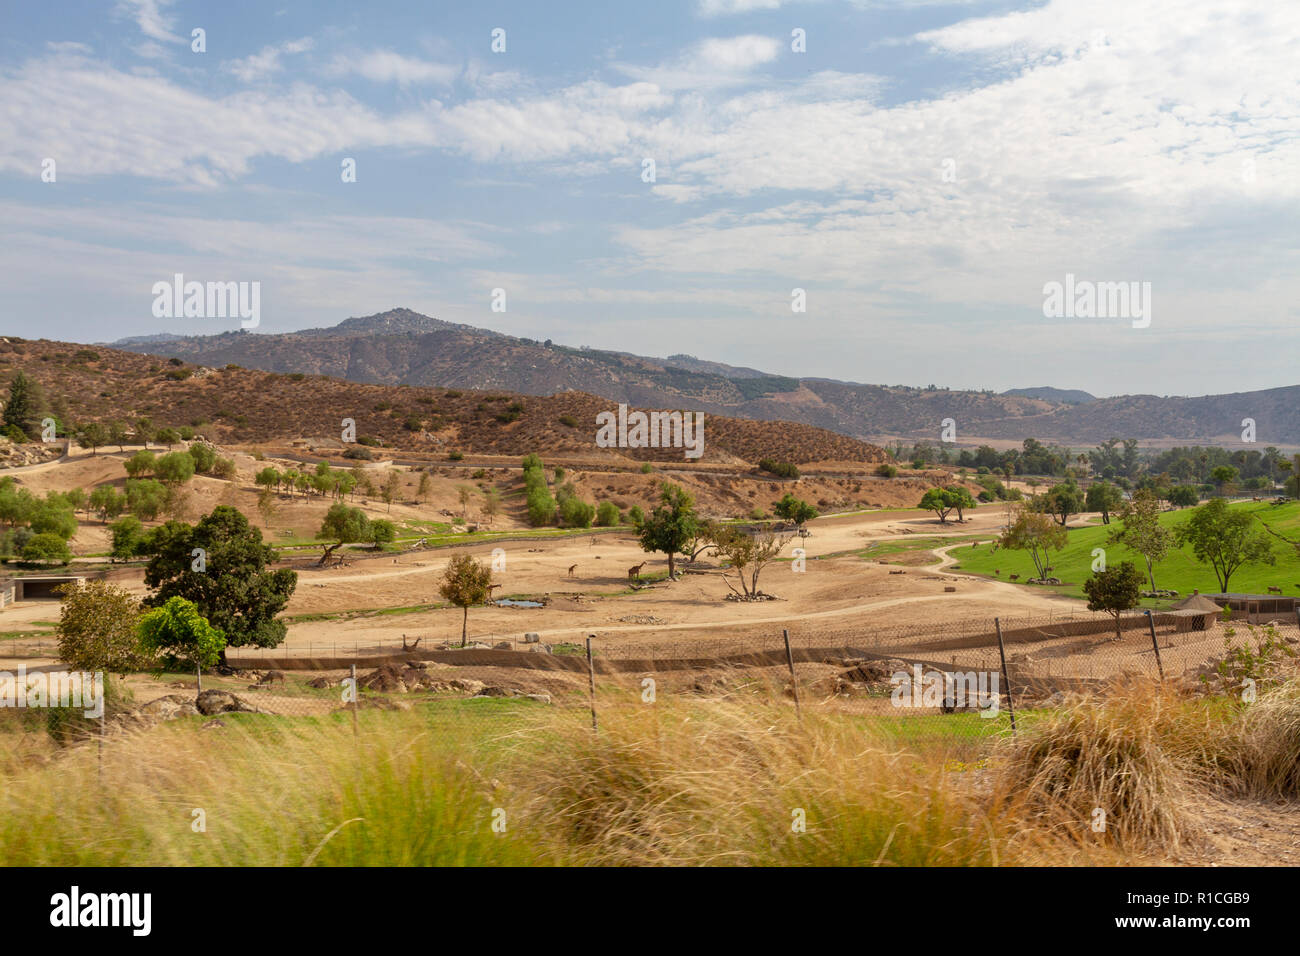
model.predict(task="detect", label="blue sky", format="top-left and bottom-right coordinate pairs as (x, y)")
top-left (1, 0), bottom-right (1297, 398)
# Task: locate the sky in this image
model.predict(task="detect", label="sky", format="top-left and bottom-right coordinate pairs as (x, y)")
top-left (0, 0), bottom-right (1297, 399)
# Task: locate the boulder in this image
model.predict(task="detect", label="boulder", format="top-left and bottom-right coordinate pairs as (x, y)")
top-left (138, 695), bottom-right (200, 721)
top-left (195, 689), bottom-right (262, 716)
top-left (449, 678), bottom-right (485, 696)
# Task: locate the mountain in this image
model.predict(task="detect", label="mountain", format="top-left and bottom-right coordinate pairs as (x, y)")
top-left (1003, 387), bottom-right (1096, 405)
top-left (107, 309), bottom-right (1300, 446)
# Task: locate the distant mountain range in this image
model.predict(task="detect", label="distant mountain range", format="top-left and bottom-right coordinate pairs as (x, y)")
top-left (108, 309), bottom-right (1300, 447)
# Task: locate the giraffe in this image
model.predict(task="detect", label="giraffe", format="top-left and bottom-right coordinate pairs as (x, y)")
top-left (567, 564), bottom-right (577, 578)
top-left (628, 562), bottom-right (648, 580)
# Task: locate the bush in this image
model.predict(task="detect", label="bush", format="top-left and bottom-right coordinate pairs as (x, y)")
top-left (595, 501), bottom-right (621, 526)
top-left (527, 486), bottom-right (557, 527)
top-left (758, 459), bottom-right (799, 479)
top-left (22, 533), bottom-right (72, 564)
top-left (343, 446), bottom-right (373, 461)
top-left (448, 450), bottom-right (464, 461)
top-left (210, 457), bottom-right (237, 480)
top-left (187, 442), bottom-right (217, 473)
top-left (559, 497), bottom-right (595, 528)
top-left (640, 463), bottom-right (654, 474)
top-left (559, 415), bottom-right (579, 428)
top-left (874, 464), bottom-right (898, 478)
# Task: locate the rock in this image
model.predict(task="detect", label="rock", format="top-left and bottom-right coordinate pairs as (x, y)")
top-left (195, 689), bottom-right (262, 716)
top-left (201, 719), bottom-right (226, 730)
top-left (307, 676), bottom-right (342, 689)
top-left (473, 685), bottom-right (519, 698)
top-left (138, 694), bottom-right (200, 720)
top-left (524, 693), bottom-right (552, 704)
top-left (449, 678), bottom-right (485, 696)
top-left (494, 641), bottom-right (514, 650)
top-left (530, 643), bottom-right (552, 654)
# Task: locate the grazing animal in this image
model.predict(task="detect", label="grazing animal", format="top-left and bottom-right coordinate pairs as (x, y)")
top-left (1267, 585), bottom-right (1283, 595)
top-left (567, 563), bottom-right (577, 578)
top-left (628, 562), bottom-right (647, 580)
top-left (994, 569), bottom-right (1000, 576)
top-left (1009, 573), bottom-right (1020, 581)
top-left (258, 670), bottom-right (286, 687)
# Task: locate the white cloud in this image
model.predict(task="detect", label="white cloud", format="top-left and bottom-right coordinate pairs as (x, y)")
top-left (332, 50), bottom-right (460, 86)
top-left (225, 37), bottom-right (314, 84)
top-left (113, 0), bottom-right (182, 47)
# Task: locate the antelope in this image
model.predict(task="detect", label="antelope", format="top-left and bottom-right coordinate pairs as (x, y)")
top-left (1009, 573), bottom-right (1020, 581)
top-left (1267, 585), bottom-right (1283, 595)
top-left (994, 569), bottom-right (1000, 576)
top-left (628, 562), bottom-right (647, 580)
top-left (567, 564), bottom-right (577, 578)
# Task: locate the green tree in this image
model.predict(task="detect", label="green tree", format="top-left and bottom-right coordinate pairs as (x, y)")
top-left (416, 470), bottom-right (432, 503)
top-left (368, 518), bottom-right (397, 548)
top-left (482, 487), bottom-right (501, 527)
top-left (999, 503), bottom-right (1068, 580)
top-left (559, 496), bottom-right (595, 528)
top-left (137, 596), bottom-right (226, 670)
top-left (595, 501), bottom-right (621, 527)
top-left (76, 422), bottom-right (108, 455)
top-left (29, 495), bottom-right (77, 540)
top-left (382, 470), bottom-right (401, 512)
top-left (109, 515), bottom-right (148, 561)
top-left (1085, 480), bottom-right (1123, 524)
top-left (1175, 497), bottom-right (1275, 593)
top-left (1039, 481), bottom-right (1083, 526)
top-left (919, 487), bottom-right (964, 523)
top-left (54, 580), bottom-right (149, 674)
top-left (88, 485), bottom-right (126, 523)
top-left (439, 553), bottom-right (494, 647)
top-left (773, 493), bottom-right (818, 527)
top-left (637, 483), bottom-right (698, 579)
top-left (108, 420), bottom-right (130, 452)
top-left (124, 449), bottom-right (157, 478)
top-left (125, 478), bottom-right (167, 521)
top-left (143, 506), bottom-right (297, 656)
top-left (1107, 488), bottom-right (1171, 592)
top-left (317, 503), bottom-right (370, 564)
top-left (187, 442), bottom-right (217, 474)
top-left (713, 526), bottom-right (788, 598)
top-left (22, 533), bottom-right (72, 564)
top-left (1210, 465), bottom-right (1238, 496)
top-left (155, 451), bottom-right (195, 486)
top-left (256, 486), bottom-right (276, 527)
top-left (1168, 485), bottom-right (1199, 508)
top-left (2, 371), bottom-right (44, 439)
top-left (1083, 561), bottom-right (1145, 642)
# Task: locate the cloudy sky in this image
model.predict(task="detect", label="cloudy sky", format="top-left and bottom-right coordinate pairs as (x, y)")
top-left (1, 0), bottom-right (1297, 397)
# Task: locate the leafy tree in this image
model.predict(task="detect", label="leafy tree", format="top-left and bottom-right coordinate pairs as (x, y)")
top-left (187, 442), bottom-right (217, 473)
top-left (22, 533), bottom-right (72, 564)
top-left (256, 486), bottom-right (276, 527)
top-left (595, 501), bottom-right (621, 527)
top-left (54, 580), bottom-right (149, 674)
top-left (108, 420), bottom-right (130, 452)
top-left (0, 479), bottom-right (34, 528)
top-left (137, 596), bottom-right (226, 670)
top-left (382, 470), bottom-right (401, 512)
top-left (124, 450), bottom-right (157, 478)
top-left (143, 506), bottom-right (297, 656)
top-left (628, 505), bottom-right (645, 527)
top-left (2, 371), bottom-right (44, 439)
top-left (457, 483), bottom-right (474, 517)
top-left (88, 485), bottom-right (126, 523)
top-left (1085, 480), bottom-right (1123, 524)
top-left (713, 526), bottom-right (789, 598)
top-left (154, 427), bottom-right (181, 449)
top-left (1107, 488), bottom-right (1172, 592)
top-left (999, 503), bottom-right (1068, 580)
top-left (773, 493), bottom-right (818, 527)
top-left (368, 518), bottom-right (397, 548)
top-left (1083, 561), bottom-right (1145, 642)
top-left (29, 495), bottom-right (76, 540)
top-left (559, 496), bottom-right (595, 528)
top-left (637, 483), bottom-right (699, 579)
top-left (1175, 497), bottom-right (1275, 593)
top-left (109, 515), bottom-right (148, 560)
top-left (1168, 485), bottom-right (1199, 508)
top-left (125, 478), bottom-right (167, 521)
top-left (416, 471), bottom-right (432, 503)
top-left (919, 487), bottom-right (968, 523)
top-left (255, 466), bottom-right (280, 492)
top-left (134, 417), bottom-right (153, 448)
top-left (482, 487), bottom-right (501, 526)
top-left (1039, 481), bottom-right (1083, 526)
top-left (318, 503), bottom-right (369, 564)
top-left (439, 554), bottom-right (494, 647)
top-left (76, 422), bottom-right (108, 455)
top-left (1210, 465), bottom-right (1238, 496)
top-left (155, 451), bottom-right (195, 486)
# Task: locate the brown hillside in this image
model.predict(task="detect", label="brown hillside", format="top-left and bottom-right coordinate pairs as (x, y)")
top-left (0, 339), bottom-right (890, 467)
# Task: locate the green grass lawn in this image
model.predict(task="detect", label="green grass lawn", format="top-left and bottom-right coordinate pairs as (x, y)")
top-left (952, 500), bottom-right (1300, 603)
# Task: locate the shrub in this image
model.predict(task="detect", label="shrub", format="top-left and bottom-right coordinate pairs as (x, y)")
top-left (595, 501), bottom-right (621, 526)
top-left (343, 446), bottom-right (373, 461)
top-left (874, 464), bottom-right (898, 478)
top-left (22, 533), bottom-right (72, 564)
top-left (560, 497), bottom-right (595, 528)
top-left (640, 463), bottom-right (654, 474)
top-left (559, 415), bottom-right (579, 428)
top-left (448, 450), bottom-right (465, 462)
top-left (758, 459), bottom-right (799, 479)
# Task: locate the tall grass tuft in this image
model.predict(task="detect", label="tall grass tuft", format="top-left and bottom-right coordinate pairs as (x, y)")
top-left (516, 693), bottom-right (1020, 866)
top-left (990, 680), bottom-right (1195, 851)
top-left (1222, 680), bottom-right (1300, 798)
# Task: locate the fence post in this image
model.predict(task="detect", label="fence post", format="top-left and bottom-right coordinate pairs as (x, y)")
top-left (195, 662), bottom-right (202, 694)
top-left (1144, 610), bottom-right (1165, 680)
top-left (993, 617), bottom-right (1017, 734)
top-left (350, 663), bottom-right (358, 737)
top-left (782, 628), bottom-right (801, 720)
top-left (586, 635), bottom-right (598, 733)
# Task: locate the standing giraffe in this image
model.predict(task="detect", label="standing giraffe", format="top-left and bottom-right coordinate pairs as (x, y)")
top-left (628, 562), bottom-right (647, 580)
top-left (567, 563), bottom-right (577, 578)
